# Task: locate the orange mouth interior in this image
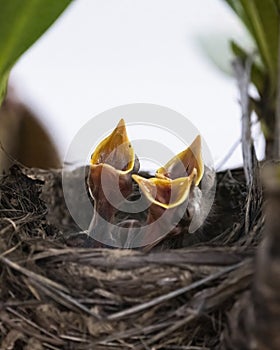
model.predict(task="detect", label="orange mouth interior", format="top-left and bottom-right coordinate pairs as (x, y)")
top-left (132, 169), bottom-right (197, 209)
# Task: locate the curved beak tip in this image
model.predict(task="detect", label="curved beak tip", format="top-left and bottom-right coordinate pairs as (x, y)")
top-left (90, 118), bottom-right (135, 174)
top-left (117, 118), bottom-right (126, 128)
top-left (155, 134), bottom-right (204, 186)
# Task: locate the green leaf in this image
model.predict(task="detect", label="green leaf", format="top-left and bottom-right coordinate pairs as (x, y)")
top-left (273, 0), bottom-right (280, 12)
top-left (0, 70), bottom-right (9, 105)
top-left (223, 0), bottom-right (256, 36)
top-left (0, 0), bottom-right (71, 105)
top-left (239, 0), bottom-right (279, 91)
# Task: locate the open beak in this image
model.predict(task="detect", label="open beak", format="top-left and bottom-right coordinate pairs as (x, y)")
top-left (88, 119), bottom-right (138, 243)
top-left (156, 135), bottom-right (204, 186)
top-left (90, 118), bottom-right (136, 174)
top-left (132, 172), bottom-right (196, 210)
top-left (132, 171), bottom-right (196, 250)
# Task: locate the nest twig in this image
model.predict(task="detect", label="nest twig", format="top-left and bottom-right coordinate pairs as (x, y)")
top-left (0, 164), bottom-right (264, 349)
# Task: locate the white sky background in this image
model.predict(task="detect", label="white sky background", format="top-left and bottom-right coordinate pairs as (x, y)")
top-left (10, 0), bottom-right (265, 170)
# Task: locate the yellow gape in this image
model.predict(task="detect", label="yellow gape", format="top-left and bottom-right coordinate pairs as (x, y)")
top-left (156, 135), bottom-right (204, 186)
top-left (132, 169), bottom-right (196, 210)
top-left (90, 118), bottom-right (135, 175)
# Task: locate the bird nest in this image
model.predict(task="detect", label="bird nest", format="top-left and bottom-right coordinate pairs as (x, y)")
top-left (0, 164), bottom-right (263, 350)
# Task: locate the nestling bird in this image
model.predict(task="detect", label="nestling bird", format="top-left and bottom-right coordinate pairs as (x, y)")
top-left (87, 119), bottom-right (139, 245)
top-left (87, 120), bottom-right (212, 250)
top-left (132, 136), bottom-right (205, 250)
